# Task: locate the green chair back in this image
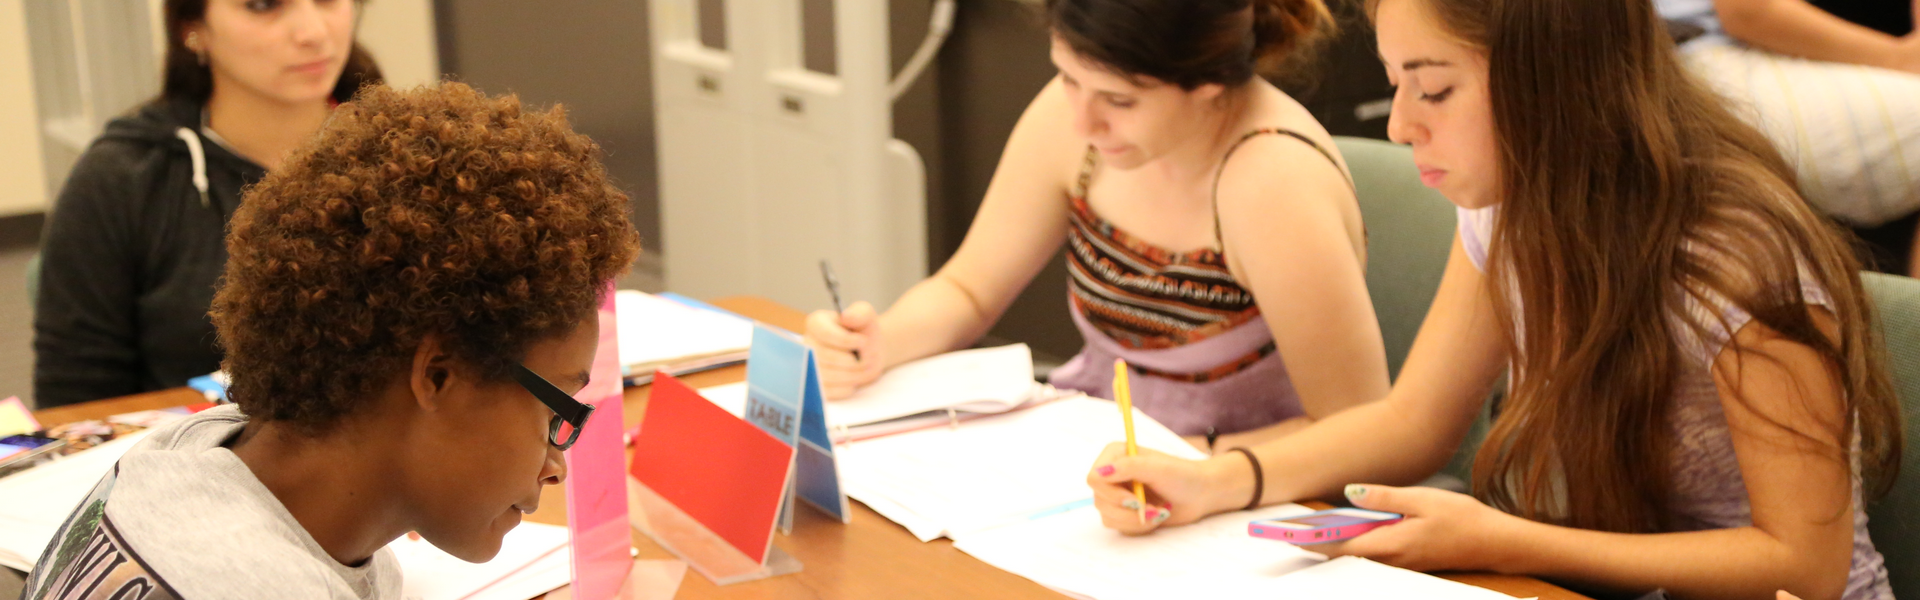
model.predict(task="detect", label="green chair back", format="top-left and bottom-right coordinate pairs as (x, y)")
top-left (1863, 272), bottom-right (1920, 595)
top-left (1331, 136), bottom-right (1492, 482)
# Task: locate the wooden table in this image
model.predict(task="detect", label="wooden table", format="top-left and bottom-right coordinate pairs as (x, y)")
top-left (36, 295), bottom-right (1587, 600)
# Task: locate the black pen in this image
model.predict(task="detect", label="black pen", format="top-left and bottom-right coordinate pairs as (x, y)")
top-left (818, 260), bottom-right (861, 361)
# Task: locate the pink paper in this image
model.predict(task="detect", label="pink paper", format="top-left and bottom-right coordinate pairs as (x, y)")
top-left (564, 283), bottom-right (635, 599)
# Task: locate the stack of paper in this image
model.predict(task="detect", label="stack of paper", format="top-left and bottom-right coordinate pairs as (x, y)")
top-left (616, 290), bottom-right (753, 381)
top-left (388, 522), bottom-right (572, 600)
top-left (837, 395), bottom-right (1205, 541)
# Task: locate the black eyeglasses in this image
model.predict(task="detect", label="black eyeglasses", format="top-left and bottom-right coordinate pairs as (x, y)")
top-left (511, 364), bottom-right (596, 451)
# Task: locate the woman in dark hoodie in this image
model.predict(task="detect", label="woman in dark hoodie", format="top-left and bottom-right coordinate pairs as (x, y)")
top-left (33, 0), bottom-right (382, 408)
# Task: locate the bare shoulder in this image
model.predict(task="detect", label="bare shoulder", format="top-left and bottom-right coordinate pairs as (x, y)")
top-left (1214, 95), bottom-right (1354, 214)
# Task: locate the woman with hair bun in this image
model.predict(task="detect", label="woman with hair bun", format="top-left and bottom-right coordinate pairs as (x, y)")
top-left (806, 0), bottom-right (1390, 466)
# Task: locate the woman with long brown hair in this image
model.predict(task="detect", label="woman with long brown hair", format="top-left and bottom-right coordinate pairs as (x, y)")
top-left (1085, 0), bottom-right (1903, 596)
top-left (34, 0), bottom-right (381, 408)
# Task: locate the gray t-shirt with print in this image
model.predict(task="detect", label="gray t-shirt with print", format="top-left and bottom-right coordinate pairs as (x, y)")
top-left (21, 405), bottom-right (402, 600)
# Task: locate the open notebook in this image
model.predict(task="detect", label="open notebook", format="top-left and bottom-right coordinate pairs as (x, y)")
top-left (827, 343), bottom-right (1046, 428)
top-left (692, 343), bottom-right (1054, 439)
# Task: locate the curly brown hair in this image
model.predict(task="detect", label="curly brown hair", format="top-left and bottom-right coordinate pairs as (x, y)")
top-left (212, 82), bottom-right (640, 433)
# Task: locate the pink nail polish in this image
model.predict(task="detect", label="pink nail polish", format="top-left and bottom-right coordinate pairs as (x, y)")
top-left (1096, 465), bottom-right (1115, 476)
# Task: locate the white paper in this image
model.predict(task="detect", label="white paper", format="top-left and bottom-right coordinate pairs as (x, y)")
top-left (0, 430), bottom-right (154, 570)
top-left (953, 502), bottom-right (1322, 600)
top-left (1271, 556), bottom-right (1529, 600)
top-left (463, 549), bottom-right (571, 600)
top-left (695, 382), bottom-right (749, 418)
top-left (955, 507), bottom-right (1529, 600)
top-left (827, 344), bottom-right (1037, 427)
top-left (616, 290), bottom-right (752, 376)
top-left (389, 521), bottom-right (571, 600)
top-left (838, 395), bottom-right (1207, 541)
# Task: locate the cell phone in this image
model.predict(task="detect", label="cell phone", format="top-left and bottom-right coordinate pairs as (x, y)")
top-left (1247, 508), bottom-right (1403, 545)
top-left (0, 434), bottom-right (69, 477)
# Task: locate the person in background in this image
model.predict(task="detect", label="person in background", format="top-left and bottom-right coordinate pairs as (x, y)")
top-left (1658, 0), bottom-right (1920, 278)
top-left (20, 83), bottom-right (640, 600)
top-left (33, 0), bottom-right (382, 408)
top-left (1087, 0), bottom-right (1902, 597)
top-left (805, 0), bottom-right (1391, 452)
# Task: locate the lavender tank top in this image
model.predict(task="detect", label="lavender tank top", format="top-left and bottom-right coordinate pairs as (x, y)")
top-left (1458, 206), bottom-right (1893, 599)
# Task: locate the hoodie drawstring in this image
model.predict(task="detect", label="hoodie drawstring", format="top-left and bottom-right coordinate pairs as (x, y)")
top-left (175, 127), bottom-right (210, 210)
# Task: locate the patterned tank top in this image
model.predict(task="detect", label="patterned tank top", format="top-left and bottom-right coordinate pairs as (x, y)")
top-left (1047, 129), bottom-right (1352, 436)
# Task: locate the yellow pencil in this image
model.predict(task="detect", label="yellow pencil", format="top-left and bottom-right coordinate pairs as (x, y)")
top-left (1113, 358), bottom-right (1146, 525)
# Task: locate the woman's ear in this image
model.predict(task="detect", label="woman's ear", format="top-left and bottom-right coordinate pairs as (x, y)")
top-left (408, 334), bottom-right (455, 411)
top-left (1193, 82), bottom-right (1227, 105)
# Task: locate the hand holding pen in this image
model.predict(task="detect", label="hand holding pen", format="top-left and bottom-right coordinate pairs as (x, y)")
top-left (804, 260), bottom-right (885, 399)
top-left (819, 261), bottom-right (860, 361)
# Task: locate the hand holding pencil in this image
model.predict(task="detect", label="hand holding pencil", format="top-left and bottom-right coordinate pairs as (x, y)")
top-left (1086, 360), bottom-right (1230, 535)
top-left (1113, 359), bottom-right (1148, 525)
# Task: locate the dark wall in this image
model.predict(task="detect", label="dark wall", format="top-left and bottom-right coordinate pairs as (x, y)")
top-left (433, 0), bottom-right (663, 254)
top-left (927, 1), bottom-right (1074, 360)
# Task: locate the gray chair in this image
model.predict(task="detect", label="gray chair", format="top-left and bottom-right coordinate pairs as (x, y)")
top-left (1863, 272), bottom-right (1920, 597)
top-left (1334, 136), bottom-right (1491, 486)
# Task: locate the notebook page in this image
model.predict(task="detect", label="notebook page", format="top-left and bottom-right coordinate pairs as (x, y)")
top-left (826, 344), bottom-right (1036, 427)
top-left (837, 395), bottom-right (1205, 541)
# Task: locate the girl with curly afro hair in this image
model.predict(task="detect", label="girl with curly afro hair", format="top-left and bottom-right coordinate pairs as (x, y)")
top-left (22, 82), bottom-right (639, 600)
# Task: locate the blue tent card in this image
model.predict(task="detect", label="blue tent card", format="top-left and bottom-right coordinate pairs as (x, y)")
top-left (744, 324), bottom-right (851, 527)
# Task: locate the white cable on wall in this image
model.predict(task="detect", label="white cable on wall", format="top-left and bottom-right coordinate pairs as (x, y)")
top-left (887, 0), bottom-right (955, 101)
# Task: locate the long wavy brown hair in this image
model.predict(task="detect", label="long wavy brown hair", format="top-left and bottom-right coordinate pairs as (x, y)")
top-left (1373, 0), bottom-right (1902, 533)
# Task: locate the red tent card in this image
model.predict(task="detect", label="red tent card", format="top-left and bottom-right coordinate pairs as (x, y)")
top-left (629, 372), bottom-right (796, 564)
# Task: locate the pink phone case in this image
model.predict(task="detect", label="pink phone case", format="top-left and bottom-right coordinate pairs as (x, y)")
top-left (1247, 509), bottom-right (1402, 545)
